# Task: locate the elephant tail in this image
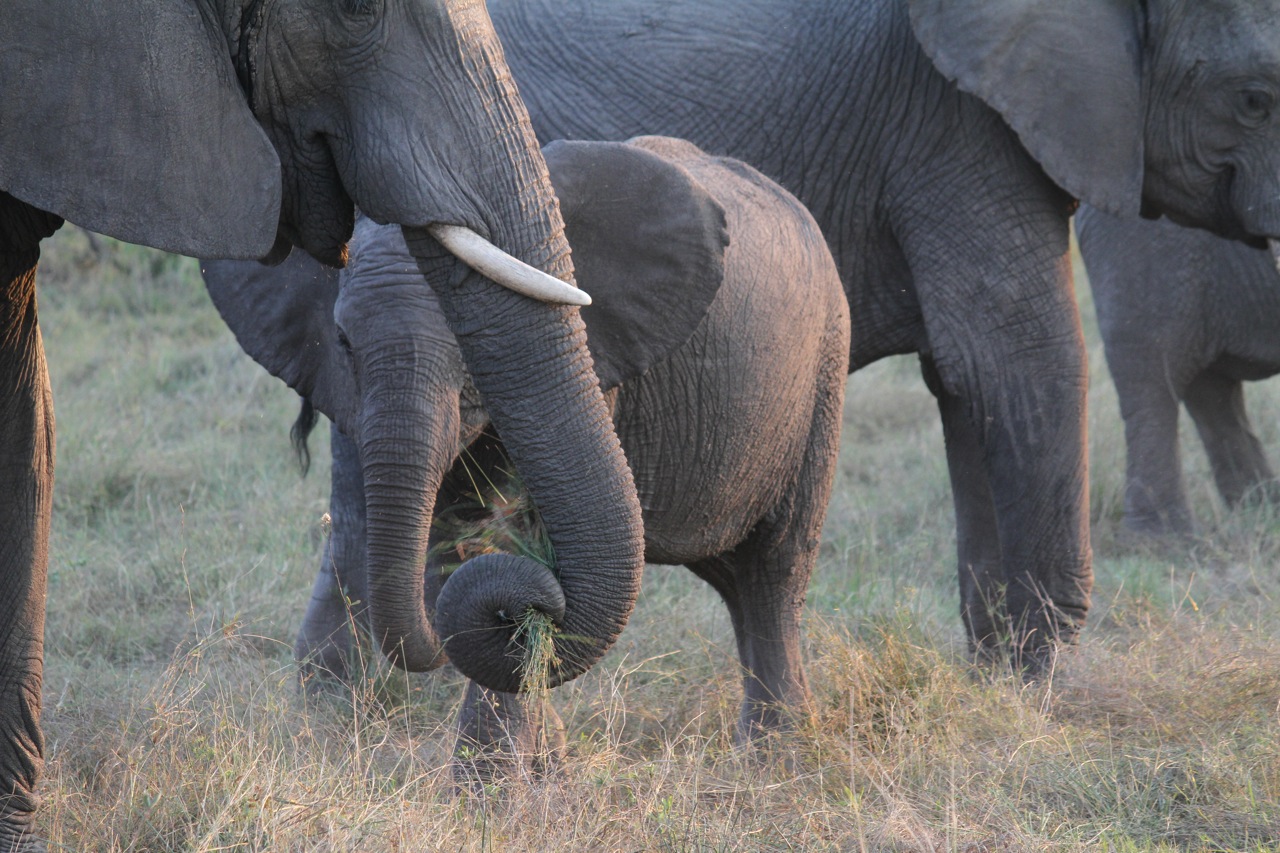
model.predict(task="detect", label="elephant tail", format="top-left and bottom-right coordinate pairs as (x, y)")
top-left (290, 396), bottom-right (321, 477)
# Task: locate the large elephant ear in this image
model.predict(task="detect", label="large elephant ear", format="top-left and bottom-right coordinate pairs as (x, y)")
top-left (201, 253), bottom-right (358, 431)
top-left (0, 1), bottom-right (281, 258)
top-left (543, 138), bottom-right (729, 391)
top-left (908, 0), bottom-right (1143, 216)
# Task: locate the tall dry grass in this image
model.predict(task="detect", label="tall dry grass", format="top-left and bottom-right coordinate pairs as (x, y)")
top-left (26, 227), bottom-right (1280, 850)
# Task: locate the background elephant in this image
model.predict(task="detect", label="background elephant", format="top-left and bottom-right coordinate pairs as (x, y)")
top-left (1077, 205), bottom-right (1280, 535)
top-left (0, 1), bottom-right (645, 845)
top-left (204, 136), bottom-right (850, 767)
top-left (484, 0), bottom-right (1280, 671)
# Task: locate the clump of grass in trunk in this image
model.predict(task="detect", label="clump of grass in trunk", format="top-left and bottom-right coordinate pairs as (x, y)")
top-left (428, 453), bottom-right (561, 694)
top-left (513, 606), bottom-right (560, 696)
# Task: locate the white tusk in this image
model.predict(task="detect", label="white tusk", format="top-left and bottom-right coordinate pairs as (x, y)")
top-left (427, 223), bottom-right (591, 306)
top-left (1270, 239), bottom-right (1280, 277)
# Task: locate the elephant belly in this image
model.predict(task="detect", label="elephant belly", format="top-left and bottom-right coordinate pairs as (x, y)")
top-left (622, 399), bottom-right (808, 565)
top-left (1211, 352), bottom-right (1280, 384)
top-left (613, 291), bottom-right (830, 566)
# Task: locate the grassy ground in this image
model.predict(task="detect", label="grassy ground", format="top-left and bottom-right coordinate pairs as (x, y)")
top-left (28, 227), bottom-right (1280, 850)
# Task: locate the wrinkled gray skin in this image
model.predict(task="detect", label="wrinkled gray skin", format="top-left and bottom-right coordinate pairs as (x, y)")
top-left (487, 0), bottom-right (1280, 670)
top-left (0, 1), bottom-right (645, 846)
top-left (1077, 205), bottom-right (1280, 535)
top-left (204, 136), bottom-right (850, 771)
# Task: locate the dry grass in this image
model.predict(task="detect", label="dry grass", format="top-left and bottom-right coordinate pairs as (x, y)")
top-left (28, 228), bottom-right (1280, 851)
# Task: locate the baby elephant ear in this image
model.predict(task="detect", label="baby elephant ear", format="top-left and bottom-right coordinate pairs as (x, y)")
top-left (544, 138), bottom-right (730, 391)
top-left (0, 0), bottom-right (281, 259)
top-left (202, 252), bottom-right (358, 431)
top-left (908, 0), bottom-right (1143, 216)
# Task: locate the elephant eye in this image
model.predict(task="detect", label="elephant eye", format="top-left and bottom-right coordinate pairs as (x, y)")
top-left (336, 328), bottom-right (355, 357)
top-left (1236, 88), bottom-right (1274, 127)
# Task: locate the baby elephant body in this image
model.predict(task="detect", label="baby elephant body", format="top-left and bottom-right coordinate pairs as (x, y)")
top-left (1077, 204), bottom-right (1280, 534)
top-left (203, 136), bottom-right (849, 770)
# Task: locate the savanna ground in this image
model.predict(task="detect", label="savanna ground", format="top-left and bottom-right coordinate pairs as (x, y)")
top-left (29, 226), bottom-right (1280, 851)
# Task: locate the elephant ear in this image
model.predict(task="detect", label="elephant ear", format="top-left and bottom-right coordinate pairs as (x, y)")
top-left (908, 0), bottom-right (1143, 216)
top-left (543, 138), bottom-right (729, 391)
top-left (201, 253), bottom-right (358, 431)
top-left (0, 0), bottom-right (281, 258)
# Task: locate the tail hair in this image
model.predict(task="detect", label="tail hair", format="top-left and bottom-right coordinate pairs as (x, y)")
top-left (290, 397), bottom-right (321, 477)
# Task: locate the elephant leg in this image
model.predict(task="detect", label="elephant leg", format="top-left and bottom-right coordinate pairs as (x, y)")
top-left (1109, 353), bottom-right (1194, 534)
top-left (1183, 371), bottom-right (1279, 509)
top-left (452, 680), bottom-right (566, 786)
top-left (686, 375), bottom-right (843, 742)
top-left (900, 175), bottom-right (1090, 677)
top-left (688, 542), bottom-right (813, 744)
top-left (296, 425), bottom-right (370, 687)
top-left (0, 195), bottom-right (61, 851)
top-left (920, 355), bottom-right (1005, 660)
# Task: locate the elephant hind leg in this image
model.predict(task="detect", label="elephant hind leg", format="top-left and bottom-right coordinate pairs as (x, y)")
top-left (0, 195), bottom-right (60, 850)
top-left (688, 369), bottom-right (844, 743)
top-left (688, 545), bottom-right (813, 744)
top-left (1183, 371), bottom-right (1279, 510)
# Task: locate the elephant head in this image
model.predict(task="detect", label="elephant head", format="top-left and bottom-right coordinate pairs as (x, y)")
top-left (909, 0), bottom-right (1280, 245)
top-left (203, 137), bottom-right (730, 692)
top-left (2, 0), bottom-right (647, 682)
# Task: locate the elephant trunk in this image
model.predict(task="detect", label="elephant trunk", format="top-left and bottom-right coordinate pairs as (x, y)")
top-left (410, 239), bottom-right (645, 693)
top-left (341, 0), bottom-right (644, 690)
top-left (361, 357), bottom-right (459, 673)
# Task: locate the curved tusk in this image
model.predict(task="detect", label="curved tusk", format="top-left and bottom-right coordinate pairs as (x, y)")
top-left (427, 223), bottom-right (591, 306)
top-left (1271, 239), bottom-right (1280, 277)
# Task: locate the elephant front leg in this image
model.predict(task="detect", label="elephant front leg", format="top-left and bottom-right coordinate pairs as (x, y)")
top-left (1183, 371), bottom-right (1279, 510)
top-left (453, 680), bottom-right (566, 787)
top-left (296, 425), bottom-right (370, 688)
top-left (960, 336), bottom-right (1092, 675)
top-left (919, 356), bottom-right (1006, 661)
top-left (903, 176), bottom-right (1091, 676)
top-left (1108, 351), bottom-right (1194, 534)
top-left (0, 195), bottom-right (60, 851)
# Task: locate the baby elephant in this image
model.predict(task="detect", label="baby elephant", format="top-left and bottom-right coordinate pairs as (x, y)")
top-left (203, 136), bottom-right (849, 769)
top-left (1077, 204), bottom-right (1280, 534)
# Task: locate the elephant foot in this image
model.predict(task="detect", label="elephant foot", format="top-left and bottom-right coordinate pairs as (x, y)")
top-left (734, 687), bottom-right (814, 748)
top-left (1111, 524), bottom-right (1199, 567)
top-left (295, 619), bottom-right (368, 694)
top-left (1012, 639), bottom-right (1060, 685)
top-left (1121, 503), bottom-right (1196, 538)
top-left (1123, 517), bottom-right (1194, 539)
top-left (1237, 477), bottom-right (1280, 510)
top-left (452, 681), bottom-right (567, 791)
top-left (0, 822), bottom-right (46, 853)
top-left (968, 635), bottom-right (1007, 671)
top-left (967, 631), bottom-right (1062, 685)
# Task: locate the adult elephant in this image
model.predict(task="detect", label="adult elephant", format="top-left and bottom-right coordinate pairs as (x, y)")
top-left (0, 0), bottom-right (644, 846)
top-left (486, 0), bottom-right (1280, 669)
top-left (203, 135), bottom-right (850, 770)
top-left (1077, 205), bottom-right (1280, 535)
